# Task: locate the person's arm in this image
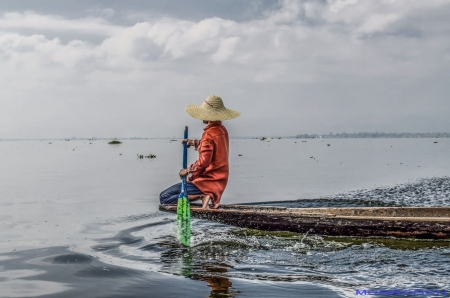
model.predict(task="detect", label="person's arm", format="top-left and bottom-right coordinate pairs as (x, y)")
top-left (187, 138), bottom-right (213, 181)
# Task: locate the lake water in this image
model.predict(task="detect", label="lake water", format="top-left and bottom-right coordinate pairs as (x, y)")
top-left (0, 138), bottom-right (449, 297)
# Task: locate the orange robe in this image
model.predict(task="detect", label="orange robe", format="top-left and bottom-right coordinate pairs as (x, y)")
top-left (188, 122), bottom-right (229, 204)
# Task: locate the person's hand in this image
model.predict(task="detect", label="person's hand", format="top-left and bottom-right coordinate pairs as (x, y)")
top-left (179, 169), bottom-right (190, 178)
top-left (182, 139), bottom-right (196, 148)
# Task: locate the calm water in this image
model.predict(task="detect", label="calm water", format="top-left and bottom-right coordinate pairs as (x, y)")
top-left (0, 138), bottom-right (449, 297)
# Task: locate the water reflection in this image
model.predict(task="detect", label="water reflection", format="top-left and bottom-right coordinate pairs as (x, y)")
top-left (0, 269), bottom-right (70, 298)
top-left (82, 176), bottom-right (450, 296)
top-left (204, 276), bottom-right (234, 298)
top-left (154, 221), bottom-right (450, 291)
top-left (0, 247), bottom-right (214, 298)
top-left (163, 245), bottom-right (238, 297)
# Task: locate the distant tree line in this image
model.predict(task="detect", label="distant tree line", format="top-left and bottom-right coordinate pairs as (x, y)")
top-left (294, 132), bottom-right (450, 139)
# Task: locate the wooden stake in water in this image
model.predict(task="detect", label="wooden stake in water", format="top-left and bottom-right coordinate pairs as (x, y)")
top-left (177, 126), bottom-right (191, 246)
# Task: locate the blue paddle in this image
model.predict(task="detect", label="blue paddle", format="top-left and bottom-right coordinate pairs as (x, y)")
top-left (177, 126), bottom-right (190, 246)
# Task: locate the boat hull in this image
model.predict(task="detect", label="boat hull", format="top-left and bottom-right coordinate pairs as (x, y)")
top-left (159, 205), bottom-right (450, 239)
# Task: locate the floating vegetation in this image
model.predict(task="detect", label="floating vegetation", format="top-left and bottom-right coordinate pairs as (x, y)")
top-left (108, 139), bottom-right (122, 145)
top-left (238, 154), bottom-right (243, 156)
top-left (137, 154), bottom-right (156, 159)
top-left (48, 142), bottom-right (52, 144)
top-left (170, 140), bottom-right (178, 142)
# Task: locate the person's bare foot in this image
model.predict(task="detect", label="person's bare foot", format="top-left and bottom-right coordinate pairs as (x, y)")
top-left (201, 195), bottom-right (212, 209)
top-left (211, 203), bottom-right (220, 209)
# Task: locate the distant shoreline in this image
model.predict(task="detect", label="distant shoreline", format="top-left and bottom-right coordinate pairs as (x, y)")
top-left (1, 132), bottom-right (449, 141)
top-left (293, 132), bottom-right (450, 139)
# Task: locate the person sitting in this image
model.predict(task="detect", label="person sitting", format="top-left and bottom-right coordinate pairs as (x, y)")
top-left (159, 95), bottom-right (240, 209)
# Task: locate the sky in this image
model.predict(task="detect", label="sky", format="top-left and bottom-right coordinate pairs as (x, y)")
top-left (0, 0), bottom-right (449, 138)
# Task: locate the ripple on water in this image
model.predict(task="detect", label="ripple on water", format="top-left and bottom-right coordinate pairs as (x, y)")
top-left (246, 177), bottom-right (450, 208)
top-left (51, 254), bottom-right (93, 264)
top-left (89, 177), bottom-right (450, 293)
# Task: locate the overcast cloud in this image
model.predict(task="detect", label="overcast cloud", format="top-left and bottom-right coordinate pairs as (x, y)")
top-left (0, 0), bottom-right (449, 138)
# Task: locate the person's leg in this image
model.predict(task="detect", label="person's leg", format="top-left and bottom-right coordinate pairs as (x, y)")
top-left (201, 195), bottom-right (221, 209)
top-left (201, 195), bottom-right (213, 209)
top-left (186, 184), bottom-right (205, 202)
top-left (160, 183), bottom-right (181, 205)
top-left (159, 182), bottom-right (203, 205)
top-left (185, 182), bottom-right (203, 202)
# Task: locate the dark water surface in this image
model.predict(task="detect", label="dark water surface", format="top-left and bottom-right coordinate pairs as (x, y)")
top-left (0, 139), bottom-right (449, 297)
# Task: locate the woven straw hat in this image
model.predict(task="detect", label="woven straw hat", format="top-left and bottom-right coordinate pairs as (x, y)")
top-left (186, 95), bottom-right (241, 121)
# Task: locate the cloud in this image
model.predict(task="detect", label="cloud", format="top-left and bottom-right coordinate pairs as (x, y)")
top-left (356, 13), bottom-right (401, 34)
top-left (0, 11), bottom-right (121, 36)
top-left (0, 0), bottom-right (449, 138)
top-left (211, 37), bottom-right (240, 63)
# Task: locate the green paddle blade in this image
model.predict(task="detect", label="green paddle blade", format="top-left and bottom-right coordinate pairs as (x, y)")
top-left (177, 196), bottom-right (191, 246)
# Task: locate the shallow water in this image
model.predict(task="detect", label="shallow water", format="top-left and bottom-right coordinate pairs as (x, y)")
top-left (0, 138), bottom-right (449, 297)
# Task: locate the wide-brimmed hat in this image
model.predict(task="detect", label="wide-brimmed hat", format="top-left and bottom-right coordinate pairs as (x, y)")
top-left (186, 95), bottom-right (241, 121)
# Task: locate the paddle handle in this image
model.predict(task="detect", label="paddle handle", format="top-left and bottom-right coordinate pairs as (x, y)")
top-left (183, 126), bottom-right (188, 169)
top-left (181, 126), bottom-right (188, 196)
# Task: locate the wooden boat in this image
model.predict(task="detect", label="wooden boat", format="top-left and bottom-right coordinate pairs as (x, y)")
top-left (159, 204), bottom-right (450, 239)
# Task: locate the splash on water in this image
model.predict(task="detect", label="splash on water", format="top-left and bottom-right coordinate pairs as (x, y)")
top-left (251, 177), bottom-right (450, 208)
top-left (89, 177), bottom-right (450, 293)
